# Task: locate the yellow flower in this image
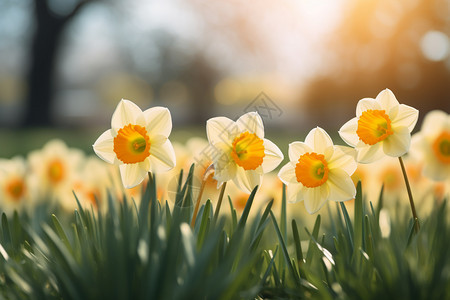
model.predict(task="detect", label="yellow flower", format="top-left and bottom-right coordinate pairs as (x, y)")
top-left (339, 89), bottom-right (419, 163)
top-left (411, 110), bottom-right (450, 181)
top-left (28, 139), bottom-right (84, 200)
top-left (67, 156), bottom-right (111, 213)
top-left (206, 112), bottom-right (283, 193)
top-left (0, 157), bottom-right (36, 215)
top-left (93, 99), bottom-right (176, 188)
top-left (278, 127), bottom-right (357, 214)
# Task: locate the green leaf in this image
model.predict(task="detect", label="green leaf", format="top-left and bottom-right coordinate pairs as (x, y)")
top-left (51, 214), bottom-right (72, 254)
top-left (339, 202), bottom-right (354, 250)
top-left (270, 211), bottom-right (301, 287)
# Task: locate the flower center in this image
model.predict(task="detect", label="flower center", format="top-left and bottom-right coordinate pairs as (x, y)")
top-left (433, 131), bottom-right (450, 164)
top-left (356, 109), bottom-right (393, 145)
top-left (114, 124), bottom-right (151, 164)
top-left (231, 131), bottom-right (265, 170)
top-left (6, 178), bottom-right (26, 201)
top-left (295, 152), bottom-right (329, 188)
top-left (48, 159), bottom-right (65, 183)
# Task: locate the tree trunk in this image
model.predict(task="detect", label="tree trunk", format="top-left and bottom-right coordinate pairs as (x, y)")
top-left (22, 0), bottom-right (92, 128)
top-left (23, 14), bottom-right (64, 128)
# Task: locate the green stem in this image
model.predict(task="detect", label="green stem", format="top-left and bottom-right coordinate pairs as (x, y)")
top-left (214, 182), bottom-right (227, 220)
top-left (398, 156), bottom-right (420, 233)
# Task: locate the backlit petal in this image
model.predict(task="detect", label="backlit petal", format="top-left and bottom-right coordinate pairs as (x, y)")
top-left (305, 127), bottom-right (333, 154)
top-left (92, 130), bottom-right (115, 164)
top-left (328, 146), bottom-right (357, 175)
top-left (144, 106), bottom-right (172, 137)
top-left (356, 98), bottom-right (380, 117)
top-left (149, 140), bottom-right (176, 173)
top-left (383, 126), bottom-right (411, 157)
top-left (206, 117), bottom-right (238, 145)
top-left (356, 142), bottom-right (384, 163)
top-left (278, 163), bottom-right (297, 184)
top-left (390, 104), bottom-right (419, 132)
top-left (261, 139), bottom-right (284, 173)
top-left (236, 112), bottom-right (264, 139)
top-left (288, 142), bottom-right (312, 162)
top-left (303, 185), bottom-right (329, 214)
top-left (339, 117), bottom-right (359, 147)
top-left (212, 142), bottom-right (236, 183)
top-left (111, 99), bottom-right (145, 134)
top-left (327, 169), bottom-right (356, 202)
top-left (119, 163), bottom-right (148, 189)
top-left (287, 183), bottom-right (304, 203)
top-left (376, 89), bottom-right (399, 111)
top-left (233, 167), bottom-right (262, 194)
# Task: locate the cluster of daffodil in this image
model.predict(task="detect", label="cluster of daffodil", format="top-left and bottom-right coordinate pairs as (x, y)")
top-left (88, 90), bottom-right (448, 220)
top-left (0, 90), bottom-right (448, 222)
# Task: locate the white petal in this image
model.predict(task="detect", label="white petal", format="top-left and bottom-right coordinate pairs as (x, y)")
top-left (339, 117), bottom-right (359, 147)
top-left (390, 104), bottom-right (419, 132)
top-left (236, 112), bottom-right (265, 138)
top-left (206, 117), bottom-right (238, 145)
top-left (305, 127), bottom-right (333, 154)
top-left (376, 89), bottom-right (399, 111)
top-left (421, 110), bottom-right (448, 137)
top-left (383, 126), bottom-right (411, 157)
top-left (149, 140), bottom-right (176, 173)
top-left (44, 139), bottom-right (68, 154)
top-left (422, 158), bottom-right (449, 181)
top-left (261, 139), bottom-right (283, 173)
top-left (213, 160), bottom-right (237, 184)
top-left (119, 163), bottom-right (148, 188)
top-left (233, 167), bottom-right (262, 194)
top-left (278, 163), bottom-right (297, 184)
top-left (287, 183), bottom-right (304, 203)
top-left (93, 130), bottom-right (116, 164)
top-left (144, 106), bottom-right (172, 138)
top-left (111, 99), bottom-right (145, 134)
top-left (356, 142), bottom-right (385, 163)
top-left (149, 134), bottom-right (168, 147)
top-left (288, 142), bottom-right (312, 162)
top-left (303, 185), bottom-right (329, 214)
top-left (328, 146), bottom-right (357, 176)
top-left (327, 169), bottom-right (356, 202)
top-left (211, 142), bottom-right (236, 183)
top-left (356, 98), bottom-right (380, 117)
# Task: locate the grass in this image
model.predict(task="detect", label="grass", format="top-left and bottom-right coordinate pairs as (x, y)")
top-left (0, 167), bottom-right (449, 299)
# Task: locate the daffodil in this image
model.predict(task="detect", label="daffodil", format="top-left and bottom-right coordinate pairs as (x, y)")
top-left (206, 112), bottom-right (284, 193)
top-left (411, 110), bottom-right (450, 181)
top-left (278, 127), bottom-right (357, 214)
top-left (93, 99), bottom-right (176, 188)
top-left (339, 89), bottom-right (419, 163)
top-left (67, 157), bottom-right (111, 213)
top-left (0, 157), bottom-right (36, 215)
top-left (28, 139), bottom-right (84, 201)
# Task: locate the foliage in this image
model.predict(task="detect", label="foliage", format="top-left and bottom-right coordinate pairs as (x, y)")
top-left (0, 168), bottom-right (449, 299)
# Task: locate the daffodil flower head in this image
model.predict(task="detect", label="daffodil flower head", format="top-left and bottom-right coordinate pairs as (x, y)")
top-left (278, 127), bottom-right (357, 214)
top-left (411, 110), bottom-right (450, 181)
top-left (28, 139), bottom-right (84, 202)
top-left (93, 99), bottom-right (176, 188)
top-left (206, 112), bottom-right (284, 193)
top-left (0, 157), bottom-right (36, 215)
top-left (339, 89), bottom-right (419, 163)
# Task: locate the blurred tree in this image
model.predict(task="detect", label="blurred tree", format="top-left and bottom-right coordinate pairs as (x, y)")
top-left (23, 0), bottom-right (97, 127)
top-left (303, 0), bottom-right (450, 129)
